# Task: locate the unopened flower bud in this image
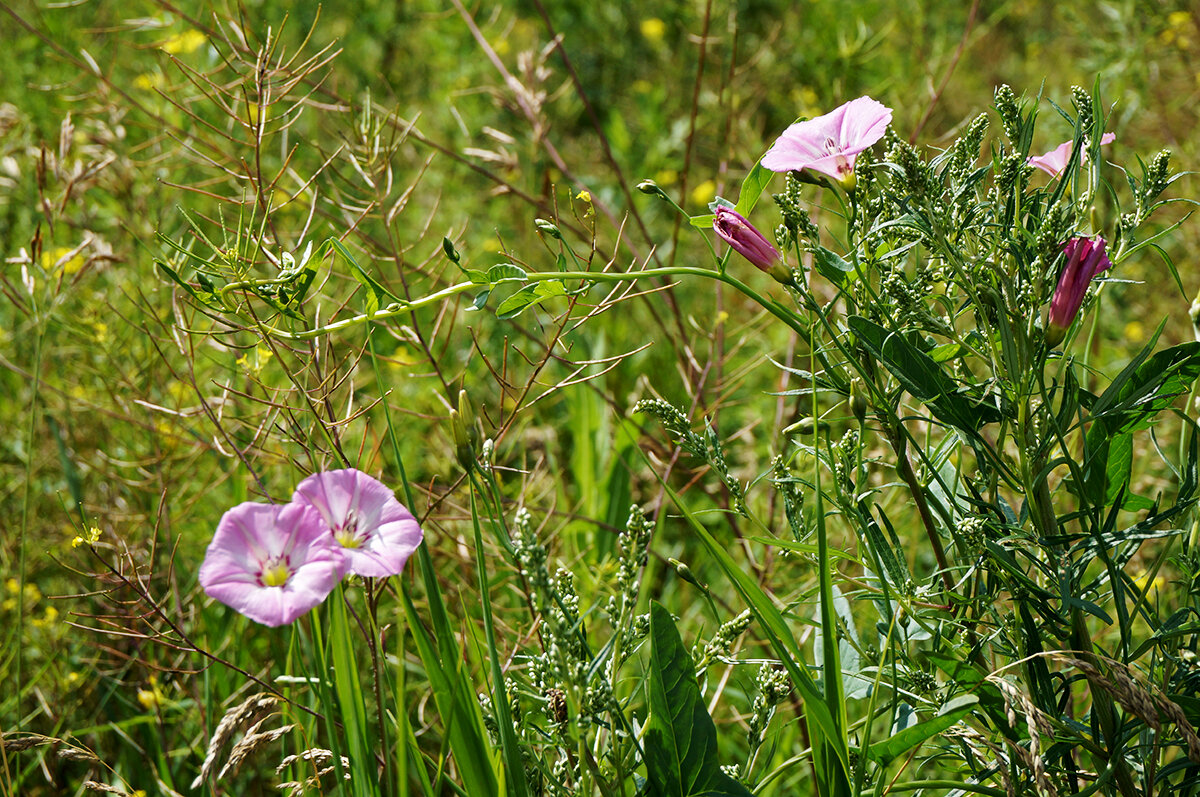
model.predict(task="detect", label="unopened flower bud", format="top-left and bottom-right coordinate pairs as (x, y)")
top-left (456, 389), bottom-right (480, 451)
top-left (534, 218), bottom-right (562, 239)
top-left (712, 206), bottom-right (793, 286)
top-left (669, 558), bottom-right (706, 590)
top-left (442, 237), bottom-right (461, 264)
top-left (849, 379), bottom-right (868, 424)
top-left (637, 179), bottom-right (668, 198)
top-left (1046, 235), bottom-right (1112, 347)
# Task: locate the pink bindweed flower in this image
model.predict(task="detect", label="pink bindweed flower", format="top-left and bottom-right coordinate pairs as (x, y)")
top-left (761, 96), bottom-right (892, 189)
top-left (1028, 132), bottom-right (1116, 177)
top-left (712, 206), bottom-right (791, 284)
top-left (292, 469), bottom-right (424, 578)
top-left (1046, 235), bottom-right (1112, 346)
top-left (199, 501), bottom-right (346, 627)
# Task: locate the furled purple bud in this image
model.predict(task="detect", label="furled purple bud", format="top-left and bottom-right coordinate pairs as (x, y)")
top-left (1046, 235), bottom-right (1112, 346)
top-left (713, 206), bottom-right (792, 285)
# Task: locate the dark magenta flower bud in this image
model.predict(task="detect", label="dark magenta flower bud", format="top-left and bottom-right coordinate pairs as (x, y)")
top-left (1046, 235), bottom-right (1112, 346)
top-left (713, 206), bottom-right (792, 285)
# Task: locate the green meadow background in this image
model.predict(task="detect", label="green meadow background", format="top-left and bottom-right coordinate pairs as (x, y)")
top-left (2, 0), bottom-right (1199, 794)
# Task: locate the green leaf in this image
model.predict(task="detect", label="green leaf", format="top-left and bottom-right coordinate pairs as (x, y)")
top-left (867, 694), bottom-right (978, 763)
top-left (651, 483), bottom-right (850, 783)
top-left (496, 281), bottom-right (566, 319)
top-left (467, 289), bottom-right (491, 312)
top-left (690, 158), bottom-right (773, 229)
top-left (486, 263), bottom-right (528, 283)
top-left (155, 260), bottom-right (224, 310)
top-left (929, 343), bottom-right (966, 363)
top-left (848, 315), bottom-right (998, 432)
top-left (327, 237), bottom-right (398, 315)
top-left (812, 246), bottom-right (855, 285)
top-left (1094, 341), bottom-right (1200, 436)
top-left (733, 159), bottom-right (773, 218)
top-left (401, 548), bottom-right (501, 797)
top-left (644, 603), bottom-right (754, 797)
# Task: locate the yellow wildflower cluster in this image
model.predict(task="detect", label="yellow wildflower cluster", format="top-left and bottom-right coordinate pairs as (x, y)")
top-left (1160, 12), bottom-right (1195, 50)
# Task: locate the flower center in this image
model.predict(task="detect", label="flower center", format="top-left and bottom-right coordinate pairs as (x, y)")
top-left (334, 510), bottom-right (367, 549)
top-left (258, 555), bottom-right (292, 588)
top-left (822, 136), bottom-right (842, 156)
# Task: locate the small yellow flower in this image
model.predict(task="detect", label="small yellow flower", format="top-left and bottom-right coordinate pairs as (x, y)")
top-left (1132, 570), bottom-right (1166, 595)
top-left (137, 676), bottom-right (165, 710)
top-left (640, 18), bottom-right (666, 43)
top-left (689, 179), bottom-right (716, 207)
top-left (5, 578), bottom-right (18, 595)
top-left (575, 189), bottom-right (591, 203)
top-left (66, 671), bottom-right (81, 686)
top-left (245, 102), bottom-right (270, 126)
top-left (72, 526), bottom-right (103, 549)
top-left (1124, 320), bottom-right (1144, 342)
top-left (40, 246), bottom-right (85, 275)
top-left (161, 29), bottom-right (206, 55)
top-left (654, 168), bottom-right (678, 187)
top-left (133, 73), bottom-right (164, 92)
top-left (32, 605), bottom-right (58, 628)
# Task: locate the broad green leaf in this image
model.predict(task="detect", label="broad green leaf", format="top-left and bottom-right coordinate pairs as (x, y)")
top-left (496, 281), bottom-right (566, 319)
top-left (733, 159), bottom-right (773, 218)
top-left (644, 603), bottom-right (754, 797)
top-left (486, 263), bottom-right (528, 283)
top-left (813, 246), bottom-right (855, 285)
top-left (849, 315), bottom-right (998, 432)
top-left (867, 694), bottom-right (978, 763)
top-left (1095, 341), bottom-right (1200, 436)
top-left (929, 343), bottom-right (966, 363)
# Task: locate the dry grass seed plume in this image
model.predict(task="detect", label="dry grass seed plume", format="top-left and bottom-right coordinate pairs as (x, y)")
top-left (190, 692), bottom-right (280, 788)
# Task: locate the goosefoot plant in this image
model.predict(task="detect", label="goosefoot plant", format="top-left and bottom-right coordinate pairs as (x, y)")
top-left (158, 82), bottom-right (1200, 796)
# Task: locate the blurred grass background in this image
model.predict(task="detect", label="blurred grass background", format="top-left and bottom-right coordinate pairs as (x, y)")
top-left (2, 0), bottom-right (1199, 793)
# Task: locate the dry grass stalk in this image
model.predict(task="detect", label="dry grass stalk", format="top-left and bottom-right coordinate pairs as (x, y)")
top-left (1064, 656), bottom-right (1200, 763)
top-left (1, 733), bottom-right (99, 763)
top-left (988, 676), bottom-right (1057, 797)
top-left (1, 734), bottom-right (54, 752)
top-left (217, 717), bottom-right (296, 779)
top-left (276, 747), bottom-right (351, 795)
top-left (82, 782), bottom-right (134, 796)
top-left (190, 692), bottom-right (280, 788)
top-left (945, 726), bottom-right (1017, 797)
top-left (276, 747), bottom-right (346, 773)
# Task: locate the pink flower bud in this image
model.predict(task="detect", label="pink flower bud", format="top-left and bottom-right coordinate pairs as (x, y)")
top-left (712, 206), bottom-right (791, 284)
top-left (1046, 235), bottom-right (1112, 346)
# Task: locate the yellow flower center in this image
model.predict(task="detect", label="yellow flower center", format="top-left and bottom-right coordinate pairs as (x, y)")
top-left (334, 510), bottom-right (366, 550)
top-left (259, 557), bottom-right (291, 587)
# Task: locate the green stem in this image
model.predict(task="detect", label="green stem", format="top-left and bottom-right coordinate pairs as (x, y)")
top-left (255, 267), bottom-right (808, 341)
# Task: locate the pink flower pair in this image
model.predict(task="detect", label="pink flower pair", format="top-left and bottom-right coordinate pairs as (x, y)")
top-left (199, 469), bottom-right (423, 627)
